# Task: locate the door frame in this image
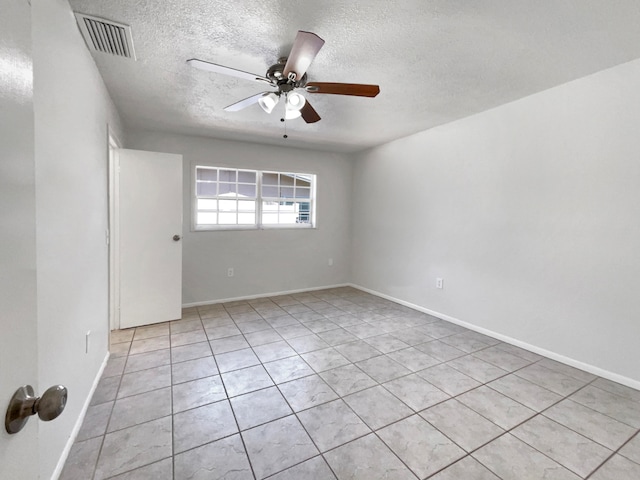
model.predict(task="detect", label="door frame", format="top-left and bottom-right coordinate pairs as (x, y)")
top-left (108, 128), bottom-right (121, 332)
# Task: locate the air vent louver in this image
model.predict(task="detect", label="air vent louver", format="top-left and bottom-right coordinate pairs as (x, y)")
top-left (74, 13), bottom-right (136, 60)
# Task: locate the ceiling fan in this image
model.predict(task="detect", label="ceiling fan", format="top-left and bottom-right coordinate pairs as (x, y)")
top-left (187, 31), bottom-right (380, 124)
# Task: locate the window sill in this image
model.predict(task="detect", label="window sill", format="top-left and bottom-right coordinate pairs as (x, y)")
top-left (192, 224), bottom-right (316, 232)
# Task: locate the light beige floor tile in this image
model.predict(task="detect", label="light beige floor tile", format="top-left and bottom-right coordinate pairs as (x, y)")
top-left (344, 385), bottom-right (413, 430)
top-left (421, 399), bottom-right (504, 452)
top-left (242, 415), bottom-right (318, 479)
top-left (230, 386), bottom-right (292, 430)
top-left (173, 400), bottom-right (237, 453)
top-left (297, 399), bottom-right (370, 451)
top-left (473, 434), bottom-right (581, 480)
top-left (324, 434), bottom-right (416, 480)
top-left (512, 415), bottom-right (611, 477)
top-left (173, 434), bottom-right (253, 480)
top-left (267, 456), bottom-right (336, 480)
top-left (279, 374), bottom-right (339, 412)
top-left (94, 417), bottom-right (172, 480)
top-left (378, 415), bottom-right (465, 479)
top-left (172, 375), bottom-right (227, 412)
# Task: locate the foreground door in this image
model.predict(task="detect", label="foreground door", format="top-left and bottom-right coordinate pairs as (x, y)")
top-left (119, 149), bottom-right (183, 328)
top-left (0, 1), bottom-right (39, 477)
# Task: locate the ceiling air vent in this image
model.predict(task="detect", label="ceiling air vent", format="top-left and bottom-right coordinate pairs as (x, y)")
top-left (74, 13), bottom-right (136, 60)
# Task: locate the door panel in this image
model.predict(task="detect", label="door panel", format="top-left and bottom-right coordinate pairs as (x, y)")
top-left (0, 1), bottom-right (39, 477)
top-left (119, 149), bottom-right (183, 329)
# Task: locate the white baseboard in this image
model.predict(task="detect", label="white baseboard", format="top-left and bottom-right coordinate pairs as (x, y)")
top-left (182, 283), bottom-right (351, 308)
top-left (350, 283), bottom-right (640, 391)
top-left (51, 351), bottom-right (110, 480)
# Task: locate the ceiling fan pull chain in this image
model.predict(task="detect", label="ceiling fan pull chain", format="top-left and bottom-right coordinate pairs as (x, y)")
top-left (282, 93), bottom-right (289, 139)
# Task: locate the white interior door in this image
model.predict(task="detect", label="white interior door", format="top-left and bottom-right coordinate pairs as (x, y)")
top-left (119, 149), bottom-right (183, 329)
top-left (0, 1), bottom-right (39, 477)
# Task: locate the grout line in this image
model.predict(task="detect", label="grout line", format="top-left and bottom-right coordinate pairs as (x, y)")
top-left (220, 293), bottom-right (379, 478)
top-left (224, 298), bottom-right (429, 480)
top-left (95, 287), bottom-right (640, 480)
top-left (169, 326), bottom-right (176, 480)
top-left (88, 341), bottom-right (131, 480)
top-left (200, 312), bottom-right (259, 480)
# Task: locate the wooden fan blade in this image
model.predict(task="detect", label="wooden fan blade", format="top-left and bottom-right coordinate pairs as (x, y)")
top-left (224, 92), bottom-right (271, 112)
top-left (187, 59), bottom-right (272, 84)
top-left (283, 31), bottom-right (325, 81)
top-left (306, 82), bottom-right (380, 97)
top-left (301, 101), bottom-right (321, 124)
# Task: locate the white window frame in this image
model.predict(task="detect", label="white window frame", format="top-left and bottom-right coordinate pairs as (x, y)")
top-left (192, 165), bottom-right (316, 231)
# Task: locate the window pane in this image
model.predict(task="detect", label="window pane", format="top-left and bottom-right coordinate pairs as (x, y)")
top-left (262, 172), bottom-right (279, 185)
top-left (238, 200), bottom-right (256, 211)
top-left (262, 186), bottom-right (278, 197)
top-left (197, 212), bottom-right (217, 225)
top-left (276, 202), bottom-right (295, 225)
top-left (280, 186), bottom-right (294, 198)
top-left (297, 202), bottom-right (311, 223)
top-left (238, 184), bottom-right (256, 197)
top-left (219, 169), bottom-right (237, 182)
top-left (196, 182), bottom-right (217, 196)
top-left (218, 182), bottom-right (237, 196)
top-left (197, 168), bottom-right (217, 181)
top-left (238, 212), bottom-right (255, 224)
top-left (238, 171), bottom-right (256, 183)
top-left (262, 201), bottom-right (278, 212)
top-left (198, 199), bottom-right (217, 210)
top-left (219, 199), bottom-right (236, 211)
top-left (262, 213), bottom-right (278, 224)
top-left (295, 176), bottom-right (311, 187)
top-left (280, 174), bottom-right (295, 186)
top-left (278, 207), bottom-right (297, 224)
top-left (218, 212), bottom-right (237, 224)
top-left (295, 187), bottom-right (310, 199)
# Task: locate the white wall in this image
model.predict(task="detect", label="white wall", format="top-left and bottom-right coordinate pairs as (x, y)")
top-left (352, 58), bottom-right (640, 385)
top-left (33, 0), bottom-right (125, 477)
top-left (127, 131), bottom-right (352, 304)
top-left (0, 1), bottom-right (39, 478)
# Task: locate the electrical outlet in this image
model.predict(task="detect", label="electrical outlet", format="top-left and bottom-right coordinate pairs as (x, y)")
top-left (227, 267), bottom-right (234, 277)
top-left (436, 278), bottom-right (444, 289)
top-left (328, 258), bottom-right (333, 266)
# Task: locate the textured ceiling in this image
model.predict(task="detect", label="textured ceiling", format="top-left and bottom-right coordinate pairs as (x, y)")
top-left (68, 0), bottom-right (640, 152)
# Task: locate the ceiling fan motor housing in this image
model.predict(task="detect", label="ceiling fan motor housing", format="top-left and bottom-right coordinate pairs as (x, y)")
top-left (266, 59), bottom-right (308, 89)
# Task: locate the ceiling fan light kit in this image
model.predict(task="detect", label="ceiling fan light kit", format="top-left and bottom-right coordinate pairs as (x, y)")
top-left (258, 92), bottom-right (279, 114)
top-left (284, 92), bottom-right (306, 120)
top-left (187, 30), bottom-right (380, 129)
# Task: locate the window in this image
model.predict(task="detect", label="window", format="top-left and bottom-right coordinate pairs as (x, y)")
top-left (261, 171), bottom-right (313, 226)
top-left (194, 166), bottom-right (315, 230)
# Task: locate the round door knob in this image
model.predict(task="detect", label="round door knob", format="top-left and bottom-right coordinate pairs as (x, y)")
top-left (37, 385), bottom-right (68, 421)
top-left (173, 235), bottom-right (181, 241)
top-left (5, 384), bottom-right (68, 434)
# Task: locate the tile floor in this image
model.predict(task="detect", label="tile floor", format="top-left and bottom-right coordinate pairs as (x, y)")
top-left (60, 287), bottom-right (640, 479)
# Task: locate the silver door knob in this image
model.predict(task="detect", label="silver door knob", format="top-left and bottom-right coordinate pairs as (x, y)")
top-left (173, 234), bottom-right (181, 241)
top-left (5, 385), bottom-right (68, 434)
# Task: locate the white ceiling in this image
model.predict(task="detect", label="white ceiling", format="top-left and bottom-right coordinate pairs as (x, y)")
top-left (69, 0), bottom-right (640, 152)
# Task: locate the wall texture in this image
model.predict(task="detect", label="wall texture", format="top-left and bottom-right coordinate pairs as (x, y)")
top-left (127, 131), bottom-right (353, 304)
top-left (33, 0), bottom-right (124, 476)
top-left (352, 58), bottom-right (640, 385)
